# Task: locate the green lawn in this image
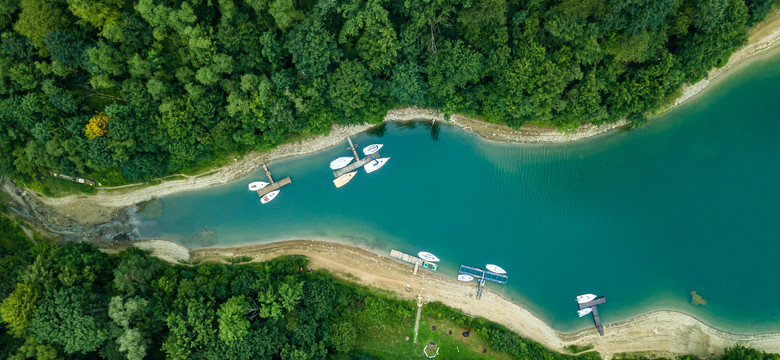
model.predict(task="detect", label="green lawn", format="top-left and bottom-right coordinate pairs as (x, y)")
top-left (355, 314), bottom-right (513, 359)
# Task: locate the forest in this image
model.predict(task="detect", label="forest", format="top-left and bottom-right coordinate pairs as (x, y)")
top-left (2, 211), bottom-right (780, 360)
top-left (0, 0), bottom-right (775, 186)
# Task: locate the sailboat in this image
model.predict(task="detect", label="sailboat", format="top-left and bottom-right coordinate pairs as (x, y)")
top-left (364, 158), bottom-right (389, 173)
top-left (576, 294), bottom-right (597, 304)
top-left (248, 181), bottom-right (268, 191)
top-left (333, 171), bottom-right (357, 188)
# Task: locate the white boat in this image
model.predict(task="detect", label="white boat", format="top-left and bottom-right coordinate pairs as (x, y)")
top-left (364, 157), bottom-right (389, 173)
top-left (576, 294), bottom-right (597, 304)
top-left (329, 156), bottom-right (354, 170)
top-left (577, 308), bottom-right (593, 317)
top-left (485, 264), bottom-right (506, 274)
top-left (362, 143), bottom-right (383, 155)
top-left (418, 251), bottom-right (440, 262)
top-left (457, 274), bottom-right (474, 282)
top-left (333, 171), bottom-right (357, 188)
top-left (260, 190), bottom-right (280, 204)
top-left (248, 181), bottom-right (268, 191)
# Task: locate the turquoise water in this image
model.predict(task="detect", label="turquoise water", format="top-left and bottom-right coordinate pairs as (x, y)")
top-left (135, 52), bottom-right (780, 333)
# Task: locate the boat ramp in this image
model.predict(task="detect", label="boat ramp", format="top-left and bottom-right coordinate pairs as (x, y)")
top-left (458, 264), bottom-right (508, 300)
top-left (389, 249), bottom-right (438, 274)
top-left (256, 164), bottom-right (291, 197)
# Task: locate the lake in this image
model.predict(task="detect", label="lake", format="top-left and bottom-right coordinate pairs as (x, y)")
top-left (135, 51), bottom-right (780, 333)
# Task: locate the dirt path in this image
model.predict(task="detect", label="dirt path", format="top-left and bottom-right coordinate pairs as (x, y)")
top-left (140, 239), bottom-right (780, 359)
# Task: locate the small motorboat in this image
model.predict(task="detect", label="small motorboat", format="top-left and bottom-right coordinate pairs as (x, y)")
top-left (485, 264), bottom-right (506, 274)
top-left (333, 171), bottom-right (357, 188)
top-left (418, 251), bottom-right (440, 262)
top-left (260, 190), bottom-right (280, 204)
top-left (576, 294), bottom-right (597, 304)
top-left (457, 274), bottom-right (474, 282)
top-left (248, 181), bottom-right (268, 191)
top-left (364, 157), bottom-right (389, 173)
top-left (362, 143), bottom-right (383, 155)
top-left (329, 156), bottom-right (354, 170)
top-left (577, 308), bottom-right (593, 317)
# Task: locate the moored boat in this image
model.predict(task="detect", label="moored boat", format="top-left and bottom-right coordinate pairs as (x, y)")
top-left (457, 274), bottom-right (474, 282)
top-left (260, 190), bottom-right (280, 204)
top-left (362, 143), bottom-right (383, 155)
top-left (364, 157), bottom-right (389, 173)
top-left (576, 294), bottom-right (597, 304)
top-left (577, 308), bottom-right (593, 317)
top-left (248, 181), bottom-right (268, 191)
top-left (485, 264), bottom-right (506, 274)
top-left (329, 156), bottom-right (354, 170)
top-left (418, 251), bottom-right (440, 262)
top-left (333, 171), bottom-right (357, 188)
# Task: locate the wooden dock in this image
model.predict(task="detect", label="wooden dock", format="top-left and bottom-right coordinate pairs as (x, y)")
top-left (577, 297), bottom-right (606, 336)
top-left (390, 249), bottom-right (423, 266)
top-left (256, 164), bottom-right (292, 197)
top-left (332, 135), bottom-right (383, 178)
top-left (333, 153), bottom-right (381, 178)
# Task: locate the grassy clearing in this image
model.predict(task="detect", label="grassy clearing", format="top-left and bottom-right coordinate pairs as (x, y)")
top-left (355, 310), bottom-right (514, 359)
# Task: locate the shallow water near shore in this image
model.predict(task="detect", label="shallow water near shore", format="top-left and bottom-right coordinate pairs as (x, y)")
top-left (135, 52), bottom-right (780, 333)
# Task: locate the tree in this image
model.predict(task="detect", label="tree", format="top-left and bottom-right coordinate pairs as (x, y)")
top-left (217, 296), bottom-right (250, 345)
top-left (269, 0), bottom-right (304, 30)
top-left (13, 0), bottom-right (70, 51)
top-left (0, 282), bottom-right (41, 337)
top-left (113, 253), bottom-right (160, 295)
top-left (286, 13), bottom-right (341, 78)
top-left (84, 113), bottom-right (110, 140)
top-left (329, 321), bottom-right (356, 353)
top-left (30, 287), bottom-right (110, 355)
top-left (328, 60), bottom-right (373, 119)
top-left (66, 0), bottom-right (124, 29)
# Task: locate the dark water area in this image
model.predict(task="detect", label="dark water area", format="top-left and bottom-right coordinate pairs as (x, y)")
top-left (135, 52), bottom-right (780, 333)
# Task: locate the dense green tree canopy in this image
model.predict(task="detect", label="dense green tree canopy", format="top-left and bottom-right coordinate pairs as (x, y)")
top-left (0, 0), bottom-right (774, 187)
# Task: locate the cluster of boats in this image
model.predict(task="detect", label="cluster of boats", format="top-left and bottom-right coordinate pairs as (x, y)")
top-left (330, 143), bottom-right (389, 188)
top-left (246, 140), bottom-right (390, 204)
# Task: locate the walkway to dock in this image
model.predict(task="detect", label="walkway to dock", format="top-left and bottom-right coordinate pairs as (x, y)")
top-left (413, 295), bottom-right (423, 343)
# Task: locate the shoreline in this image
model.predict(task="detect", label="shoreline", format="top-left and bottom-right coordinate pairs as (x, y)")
top-left (135, 238), bottom-right (780, 358)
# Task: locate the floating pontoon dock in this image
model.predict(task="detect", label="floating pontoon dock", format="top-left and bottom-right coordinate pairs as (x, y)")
top-left (458, 265), bottom-right (508, 300)
top-left (578, 296), bottom-right (606, 336)
top-left (256, 164), bottom-right (292, 197)
top-left (333, 136), bottom-right (382, 178)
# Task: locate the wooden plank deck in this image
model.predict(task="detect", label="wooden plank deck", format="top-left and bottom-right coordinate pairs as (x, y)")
top-left (256, 176), bottom-right (292, 197)
top-left (390, 249), bottom-right (423, 266)
top-left (333, 152), bottom-right (381, 178)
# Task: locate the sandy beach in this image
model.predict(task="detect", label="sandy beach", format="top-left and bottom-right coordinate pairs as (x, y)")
top-left (135, 238), bottom-right (780, 358)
